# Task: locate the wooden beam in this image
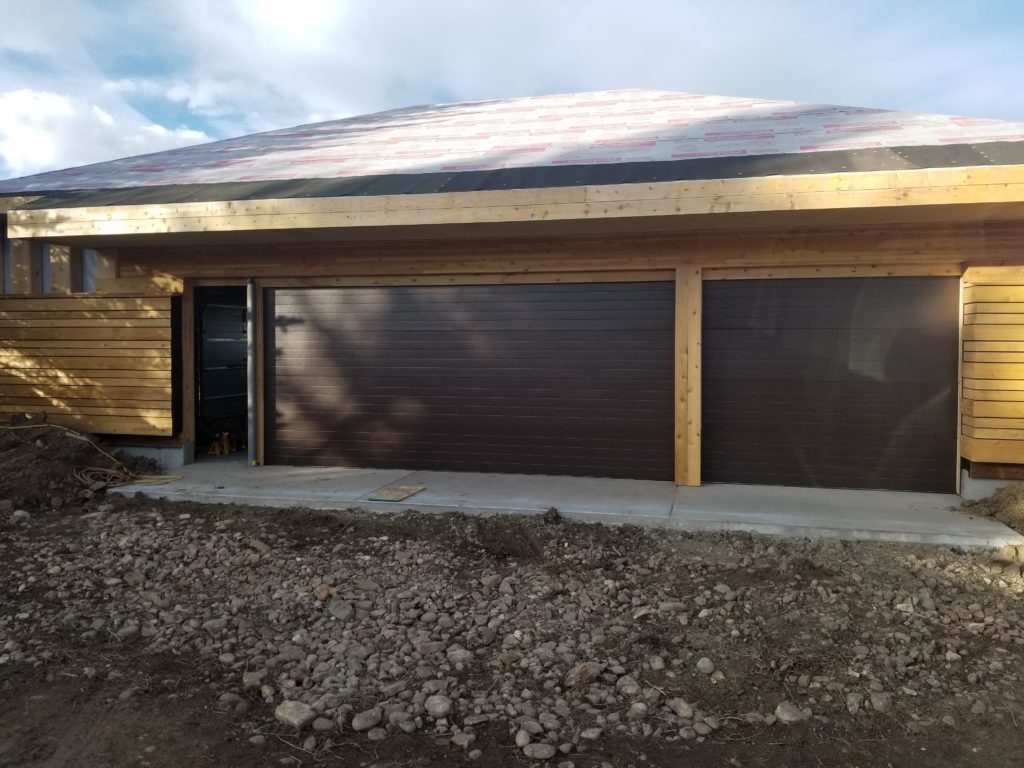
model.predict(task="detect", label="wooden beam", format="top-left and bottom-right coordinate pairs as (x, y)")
top-left (704, 263), bottom-right (963, 280)
top-left (967, 461), bottom-right (1024, 480)
top-left (94, 275), bottom-right (184, 294)
top-left (0, 196), bottom-right (41, 213)
top-left (264, 270), bottom-right (675, 289)
top-left (10, 164), bottom-right (1024, 239)
top-left (675, 266), bottom-right (702, 486)
top-left (111, 220), bottom-right (1017, 284)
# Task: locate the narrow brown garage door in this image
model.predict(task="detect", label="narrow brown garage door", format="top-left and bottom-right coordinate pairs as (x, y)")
top-left (702, 277), bottom-right (959, 492)
top-left (265, 282), bottom-right (674, 479)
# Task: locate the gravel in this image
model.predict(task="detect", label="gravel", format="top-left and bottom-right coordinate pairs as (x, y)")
top-left (2, 497), bottom-right (1023, 761)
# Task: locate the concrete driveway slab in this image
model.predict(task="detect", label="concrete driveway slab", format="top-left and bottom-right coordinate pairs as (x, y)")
top-left (122, 459), bottom-right (413, 508)
top-left (671, 484), bottom-right (1023, 548)
top-left (363, 470), bottom-right (675, 518)
top-left (115, 461), bottom-right (1024, 548)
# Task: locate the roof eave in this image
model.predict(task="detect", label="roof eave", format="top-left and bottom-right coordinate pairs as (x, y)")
top-left (8, 164), bottom-right (1024, 243)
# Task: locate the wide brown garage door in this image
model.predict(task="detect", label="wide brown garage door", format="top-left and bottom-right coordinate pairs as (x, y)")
top-left (265, 282), bottom-right (674, 479)
top-left (702, 277), bottom-right (959, 492)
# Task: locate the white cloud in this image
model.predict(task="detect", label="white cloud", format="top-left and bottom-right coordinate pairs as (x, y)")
top-left (0, 89), bottom-right (208, 177)
top-left (1, 0), bottom-right (1023, 179)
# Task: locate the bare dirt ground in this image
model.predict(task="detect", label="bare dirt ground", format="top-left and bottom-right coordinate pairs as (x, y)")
top-left (2, 425), bottom-right (1024, 768)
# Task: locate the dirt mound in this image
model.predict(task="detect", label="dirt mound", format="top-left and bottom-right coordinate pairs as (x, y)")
top-left (0, 423), bottom-right (160, 512)
top-left (962, 482), bottom-right (1024, 534)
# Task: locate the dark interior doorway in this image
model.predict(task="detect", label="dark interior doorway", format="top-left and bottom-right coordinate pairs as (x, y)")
top-left (194, 286), bottom-right (247, 457)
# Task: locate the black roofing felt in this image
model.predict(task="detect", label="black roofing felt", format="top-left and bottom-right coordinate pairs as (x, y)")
top-left (19, 140), bottom-right (1024, 210)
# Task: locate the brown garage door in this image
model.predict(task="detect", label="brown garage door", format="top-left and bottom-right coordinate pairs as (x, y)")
top-left (702, 277), bottom-right (959, 492)
top-left (265, 282), bottom-right (674, 479)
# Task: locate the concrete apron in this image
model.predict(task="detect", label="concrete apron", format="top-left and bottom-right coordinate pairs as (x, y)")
top-left (114, 458), bottom-right (1024, 549)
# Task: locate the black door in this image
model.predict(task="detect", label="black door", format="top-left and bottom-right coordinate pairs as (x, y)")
top-left (265, 282), bottom-right (674, 479)
top-left (702, 277), bottom-right (959, 492)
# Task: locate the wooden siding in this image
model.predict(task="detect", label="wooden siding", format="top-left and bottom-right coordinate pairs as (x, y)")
top-left (0, 295), bottom-right (174, 436)
top-left (110, 221), bottom-right (1024, 292)
top-left (962, 267), bottom-right (1024, 463)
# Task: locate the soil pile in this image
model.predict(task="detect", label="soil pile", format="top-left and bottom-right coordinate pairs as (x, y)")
top-left (0, 422), bottom-right (159, 512)
top-left (963, 482), bottom-right (1024, 534)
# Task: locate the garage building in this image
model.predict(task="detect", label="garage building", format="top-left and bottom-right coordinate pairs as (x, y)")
top-left (2, 89), bottom-right (1024, 495)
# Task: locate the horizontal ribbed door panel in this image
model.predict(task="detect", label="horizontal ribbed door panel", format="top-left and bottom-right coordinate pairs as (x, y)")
top-left (265, 282), bottom-right (673, 479)
top-left (702, 277), bottom-right (958, 492)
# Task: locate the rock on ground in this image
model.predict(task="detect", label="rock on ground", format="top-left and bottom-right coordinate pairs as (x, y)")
top-left (774, 701), bottom-right (810, 725)
top-left (523, 742), bottom-right (557, 759)
top-left (275, 700), bottom-right (316, 729)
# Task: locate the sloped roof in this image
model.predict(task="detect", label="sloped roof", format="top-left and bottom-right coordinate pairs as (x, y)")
top-left (3, 89), bottom-right (1024, 207)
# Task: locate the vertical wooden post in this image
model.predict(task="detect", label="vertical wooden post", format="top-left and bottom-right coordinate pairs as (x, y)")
top-left (955, 265), bottom-right (965, 495)
top-left (49, 245), bottom-right (67, 292)
top-left (48, 245), bottom-right (82, 293)
top-left (8, 240), bottom-right (40, 293)
top-left (675, 266), bottom-right (702, 486)
top-left (180, 280), bottom-right (196, 454)
top-left (94, 248), bottom-right (119, 291)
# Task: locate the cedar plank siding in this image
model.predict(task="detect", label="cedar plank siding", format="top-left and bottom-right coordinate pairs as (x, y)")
top-left (0, 295), bottom-right (176, 436)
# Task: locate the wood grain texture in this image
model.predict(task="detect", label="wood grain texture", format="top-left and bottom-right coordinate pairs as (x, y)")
top-left (0, 295), bottom-right (174, 436)
top-left (960, 274), bottom-right (1024, 463)
top-left (674, 267), bottom-right (701, 485)
top-left (10, 164), bottom-right (1024, 239)
top-left (114, 222), bottom-right (1012, 286)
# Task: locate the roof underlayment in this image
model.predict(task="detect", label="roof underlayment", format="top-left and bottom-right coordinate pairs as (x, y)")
top-left (3, 89), bottom-right (1024, 207)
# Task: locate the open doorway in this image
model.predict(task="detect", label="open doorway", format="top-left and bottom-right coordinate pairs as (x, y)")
top-left (194, 286), bottom-right (247, 458)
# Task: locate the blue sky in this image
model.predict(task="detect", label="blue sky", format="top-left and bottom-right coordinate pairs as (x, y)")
top-left (1, 0), bottom-right (1023, 180)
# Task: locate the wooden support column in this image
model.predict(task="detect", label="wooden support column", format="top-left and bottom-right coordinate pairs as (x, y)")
top-left (956, 270), bottom-right (964, 495)
top-left (94, 248), bottom-right (119, 289)
top-left (675, 266), bottom-right (702, 485)
top-left (48, 245), bottom-right (83, 293)
top-left (8, 240), bottom-right (41, 293)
